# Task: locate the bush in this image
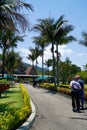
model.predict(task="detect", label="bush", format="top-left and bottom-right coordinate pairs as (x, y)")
top-left (59, 84), bottom-right (69, 88)
top-left (40, 82), bottom-right (87, 101)
top-left (0, 79), bottom-right (10, 84)
top-left (0, 83), bottom-right (31, 130)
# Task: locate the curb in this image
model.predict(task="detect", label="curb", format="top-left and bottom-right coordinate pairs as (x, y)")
top-left (16, 99), bottom-right (36, 130)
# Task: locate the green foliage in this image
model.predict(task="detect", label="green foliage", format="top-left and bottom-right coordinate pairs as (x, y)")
top-left (0, 79), bottom-right (10, 84)
top-left (40, 82), bottom-right (87, 101)
top-left (0, 83), bottom-right (31, 130)
top-left (76, 71), bottom-right (87, 83)
top-left (59, 84), bottom-right (69, 88)
top-left (40, 83), bottom-right (55, 90)
top-left (57, 87), bottom-right (71, 96)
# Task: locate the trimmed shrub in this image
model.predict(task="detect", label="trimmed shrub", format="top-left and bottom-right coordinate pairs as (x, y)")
top-left (0, 83), bottom-right (31, 130)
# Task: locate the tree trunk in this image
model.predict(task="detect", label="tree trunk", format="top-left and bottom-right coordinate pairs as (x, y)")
top-left (56, 44), bottom-right (59, 87)
top-left (42, 47), bottom-right (44, 83)
top-left (2, 48), bottom-right (5, 78)
top-left (52, 42), bottom-right (56, 87)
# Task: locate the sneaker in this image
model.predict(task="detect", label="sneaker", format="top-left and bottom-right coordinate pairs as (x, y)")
top-left (76, 110), bottom-right (81, 113)
top-left (72, 108), bottom-right (76, 112)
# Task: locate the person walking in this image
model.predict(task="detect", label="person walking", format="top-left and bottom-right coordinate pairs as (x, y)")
top-left (70, 77), bottom-right (81, 112)
top-left (75, 75), bottom-right (84, 110)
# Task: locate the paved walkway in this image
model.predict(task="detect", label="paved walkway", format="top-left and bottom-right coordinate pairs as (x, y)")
top-left (17, 84), bottom-right (87, 130)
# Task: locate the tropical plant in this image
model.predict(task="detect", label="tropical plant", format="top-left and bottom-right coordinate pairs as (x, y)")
top-left (34, 46), bottom-right (42, 74)
top-left (0, 29), bottom-right (24, 77)
top-left (0, 0), bottom-right (33, 77)
top-left (5, 50), bottom-right (22, 76)
top-left (79, 32), bottom-right (87, 46)
top-left (27, 47), bottom-right (36, 66)
top-left (0, 0), bottom-right (33, 32)
top-left (44, 59), bottom-right (53, 76)
top-left (83, 64), bottom-right (87, 71)
top-left (33, 15), bottom-right (76, 86)
top-left (33, 36), bottom-right (48, 81)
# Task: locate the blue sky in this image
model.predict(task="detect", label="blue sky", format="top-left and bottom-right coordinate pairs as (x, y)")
top-left (17, 0), bottom-right (87, 70)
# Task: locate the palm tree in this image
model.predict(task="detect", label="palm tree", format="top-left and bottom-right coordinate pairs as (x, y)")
top-left (0, 0), bottom-right (33, 77)
top-left (27, 47), bottom-right (36, 66)
top-left (45, 59), bottom-right (53, 77)
top-left (5, 50), bottom-right (22, 76)
top-left (79, 32), bottom-right (87, 46)
top-left (33, 36), bottom-right (48, 82)
top-left (0, 29), bottom-right (24, 77)
top-left (55, 23), bottom-right (76, 85)
top-left (33, 15), bottom-right (75, 86)
top-left (64, 57), bottom-right (72, 82)
top-left (0, 0), bottom-right (33, 31)
top-left (28, 47), bottom-right (42, 66)
top-left (34, 47), bottom-right (42, 75)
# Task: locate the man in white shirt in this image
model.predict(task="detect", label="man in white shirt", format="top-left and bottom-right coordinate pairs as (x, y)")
top-left (70, 77), bottom-right (81, 112)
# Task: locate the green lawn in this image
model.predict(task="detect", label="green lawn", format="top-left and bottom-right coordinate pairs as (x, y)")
top-left (0, 84), bottom-right (23, 113)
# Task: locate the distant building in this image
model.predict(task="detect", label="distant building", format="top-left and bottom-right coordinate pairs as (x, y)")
top-left (25, 66), bottom-right (37, 75)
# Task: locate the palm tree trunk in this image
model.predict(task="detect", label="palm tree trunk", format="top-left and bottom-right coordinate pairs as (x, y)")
top-left (56, 44), bottom-right (59, 86)
top-left (42, 47), bottom-right (44, 83)
top-left (52, 42), bottom-right (56, 87)
top-left (2, 48), bottom-right (5, 78)
top-left (36, 58), bottom-right (37, 75)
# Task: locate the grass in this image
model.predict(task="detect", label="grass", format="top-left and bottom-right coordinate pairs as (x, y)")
top-left (0, 84), bottom-right (23, 113)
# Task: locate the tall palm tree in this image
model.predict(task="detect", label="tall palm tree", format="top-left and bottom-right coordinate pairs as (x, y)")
top-left (0, 0), bottom-right (33, 31)
top-left (54, 21), bottom-right (76, 86)
top-left (0, 29), bottom-right (24, 77)
top-left (33, 15), bottom-right (75, 86)
top-left (33, 36), bottom-right (48, 82)
top-left (45, 59), bottom-right (53, 77)
top-left (27, 47), bottom-right (36, 66)
top-left (28, 47), bottom-right (42, 66)
top-left (34, 46), bottom-right (42, 75)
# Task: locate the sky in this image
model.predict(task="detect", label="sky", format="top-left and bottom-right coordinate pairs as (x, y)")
top-left (16, 0), bottom-right (87, 70)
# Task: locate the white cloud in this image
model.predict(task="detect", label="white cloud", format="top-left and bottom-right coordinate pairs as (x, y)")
top-left (59, 45), bottom-right (72, 56)
top-left (17, 45), bottom-right (73, 67)
top-left (78, 53), bottom-right (87, 57)
top-left (18, 48), bottom-right (29, 56)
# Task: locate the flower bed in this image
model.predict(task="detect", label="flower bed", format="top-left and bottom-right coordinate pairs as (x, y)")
top-left (0, 84), bottom-right (10, 97)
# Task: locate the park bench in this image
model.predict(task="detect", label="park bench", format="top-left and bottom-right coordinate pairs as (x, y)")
top-left (0, 84), bottom-right (10, 97)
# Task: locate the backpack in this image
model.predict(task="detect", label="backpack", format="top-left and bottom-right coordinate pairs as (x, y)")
top-left (72, 82), bottom-right (80, 91)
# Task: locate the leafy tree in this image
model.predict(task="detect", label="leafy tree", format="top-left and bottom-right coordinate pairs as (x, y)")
top-left (33, 36), bottom-right (48, 81)
top-left (70, 64), bottom-right (81, 76)
top-left (0, 0), bottom-right (33, 77)
top-left (0, 0), bottom-right (33, 32)
top-left (64, 57), bottom-right (72, 82)
top-left (5, 50), bottom-right (22, 75)
top-left (79, 32), bottom-right (87, 46)
top-left (33, 15), bottom-right (75, 86)
top-left (34, 46), bottom-right (42, 74)
top-left (44, 59), bottom-right (53, 76)
top-left (59, 61), bottom-right (68, 83)
top-left (83, 64), bottom-right (87, 71)
top-left (27, 47), bottom-right (36, 66)
top-left (0, 29), bottom-right (24, 77)
top-left (27, 47), bottom-right (42, 73)
top-left (76, 71), bottom-right (87, 83)
top-left (59, 60), bottom-right (81, 84)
